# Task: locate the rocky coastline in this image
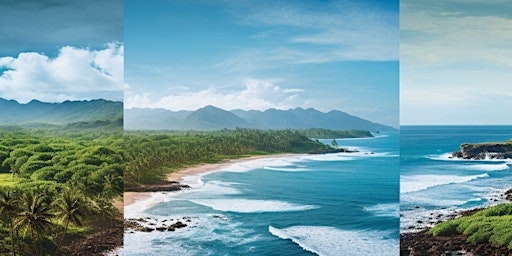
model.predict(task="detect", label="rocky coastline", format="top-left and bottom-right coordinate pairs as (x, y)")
top-left (125, 217), bottom-right (192, 233)
top-left (450, 141), bottom-right (512, 160)
top-left (400, 189), bottom-right (512, 256)
top-left (308, 147), bottom-right (360, 154)
top-left (125, 181), bottom-right (190, 192)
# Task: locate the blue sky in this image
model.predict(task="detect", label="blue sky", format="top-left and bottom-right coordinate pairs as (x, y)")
top-left (401, 0), bottom-right (512, 125)
top-left (0, 0), bottom-right (123, 103)
top-left (125, 0), bottom-right (399, 128)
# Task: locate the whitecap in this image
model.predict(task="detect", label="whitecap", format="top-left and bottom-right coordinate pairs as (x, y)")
top-left (454, 163), bottom-right (509, 171)
top-left (124, 213), bottom-right (259, 255)
top-left (263, 166), bottom-right (311, 172)
top-left (269, 226), bottom-right (398, 256)
top-left (430, 153), bottom-right (511, 162)
top-left (188, 199), bottom-right (319, 213)
top-left (400, 173), bottom-right (490, 194)
top-left (363, 203), bottom-right (400, 218)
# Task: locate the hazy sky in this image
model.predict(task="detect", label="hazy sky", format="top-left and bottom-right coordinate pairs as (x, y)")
top-left (0, 0), bottom-right (124, 103)
top-left (125, 0), bottom-right (399, 127)
top-left (401, 0), bottom-right (512, 125)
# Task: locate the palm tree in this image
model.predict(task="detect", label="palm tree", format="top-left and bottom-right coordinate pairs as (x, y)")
top-left (0, 187), bottom-right (20, 256)
top-left (15, 192), bottom-right (54, 256)
top-left (54, 190), bottom-right (85, 254)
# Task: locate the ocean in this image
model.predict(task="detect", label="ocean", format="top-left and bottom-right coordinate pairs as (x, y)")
top-left (124, 132), bottom-right (400, 255)
top-left (400, 126), bottom-right (512, 232)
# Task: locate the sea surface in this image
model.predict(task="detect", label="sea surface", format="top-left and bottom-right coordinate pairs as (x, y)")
top-left (124, 132), bottom-right (400, 255)
top-left (400, 126), bottom-right (512, 232)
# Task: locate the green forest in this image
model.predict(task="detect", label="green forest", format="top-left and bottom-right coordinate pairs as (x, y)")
top-left (0, 124), bottom-right (124, 255)
top-left (298, 128), bottom-right (373, 139)
top-left (124, 128), bottom-right (340, 187)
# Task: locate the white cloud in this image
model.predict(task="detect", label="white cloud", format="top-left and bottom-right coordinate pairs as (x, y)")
top-left (0, 42), bottom-right (123, 103)
top-left (401, 5), bottom-right (512, 68)
top-left (218, 1), bottom-right (398, 72)
top-left (125, 79), bottom-right (304, 111)
top-left (400, 1), bottom-right (512, 124)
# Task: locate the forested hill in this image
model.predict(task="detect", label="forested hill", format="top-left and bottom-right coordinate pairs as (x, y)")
top-left (125, 105), bottom-right (395, 131)
top-left (0, 98), bottom-right (122, 125)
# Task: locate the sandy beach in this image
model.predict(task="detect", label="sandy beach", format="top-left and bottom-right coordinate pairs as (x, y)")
top-left (124, 153), bottom-right (302, 207)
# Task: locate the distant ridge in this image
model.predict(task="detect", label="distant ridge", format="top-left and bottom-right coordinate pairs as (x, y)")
top-left (125, 105), bottom-right (396, 131)
top-left (0, 98), bottom-right (123, 125)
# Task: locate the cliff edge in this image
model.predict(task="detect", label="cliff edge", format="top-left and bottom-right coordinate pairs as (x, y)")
top-left (451, 142), bottom-right (512, 160)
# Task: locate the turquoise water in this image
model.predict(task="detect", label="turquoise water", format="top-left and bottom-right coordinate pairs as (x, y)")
top-left (400, 126), bottom-right (512, 232)
top-left (124, 133), bottom-right (399, 255)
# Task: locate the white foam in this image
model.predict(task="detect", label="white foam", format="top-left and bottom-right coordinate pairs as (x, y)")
top-left (400, 173), bottom-right (490, 194)
top-left (430, 153), bottom-right (512, 162)
top-left (269, 226), bottom-right (398, 256)
top-left (188, 199), bottom-right (319, 213)
top-left (454, 163), bottom-right (510, 171)
top-left (124, 192), bottom-right (172, 218)
top-left (333, 134), bottom-right (389, 140)
top-left (363, 203), bottom-right (400, 218)
top-left (124, 213), bottom-right (260, 255)
top-left (263, 166), bottom-right (311, 172)
top-left (401, 194), bottom-right (470, 207)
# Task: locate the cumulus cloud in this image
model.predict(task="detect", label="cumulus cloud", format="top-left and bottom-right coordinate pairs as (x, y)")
top-left (0, 42), bottom-right (123, 103)
top-left (125, 79), bottom-right (304, 111)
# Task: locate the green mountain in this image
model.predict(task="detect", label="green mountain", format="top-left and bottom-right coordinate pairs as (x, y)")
top-left (124, 108), bottom-right (188, 130)
top-left (177, 105), bottom-right (249, 130)
top-left (125, 106), bottom-right (396, 131)
top-left (0, 98), bottom-right (123, 125)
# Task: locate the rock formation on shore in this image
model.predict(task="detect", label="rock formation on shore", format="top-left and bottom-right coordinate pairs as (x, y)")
top-left (451, 142), bottom-right (512, 160)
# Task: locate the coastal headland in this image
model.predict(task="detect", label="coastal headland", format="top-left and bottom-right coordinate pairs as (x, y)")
top-left (402, 141), bottom-right (512, 255)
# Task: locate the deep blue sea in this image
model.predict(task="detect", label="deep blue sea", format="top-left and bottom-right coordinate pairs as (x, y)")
top-left (400, 126), bottom-right (512, 232)
top-left (124, 132), bottom-right (400, 255)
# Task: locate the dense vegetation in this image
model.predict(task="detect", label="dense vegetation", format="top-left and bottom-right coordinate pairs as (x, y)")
top-left (0, 124), bottom-right (124, 255)
top-left (298, 128), bottom-right (372, 139)
top-left (124, 128), bottom-right (335, 186)
top-left (430, 203), bottom-right (512, 249)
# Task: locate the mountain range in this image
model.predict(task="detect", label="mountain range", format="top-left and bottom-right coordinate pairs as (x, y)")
top-left (125, 105), bottom-right (396, 131)
top-left (0, 98), bottom-right (122, 125)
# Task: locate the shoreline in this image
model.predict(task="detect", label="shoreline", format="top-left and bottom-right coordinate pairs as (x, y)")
top-left (401, 188), bottom-right (512, 255)
top-left (124, 153), bottom-right (304, 207)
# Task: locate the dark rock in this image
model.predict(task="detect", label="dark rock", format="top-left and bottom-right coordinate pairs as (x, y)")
top-left (156, 227), bottom-right (167, 231)
top-left (170, 221), bottom-right (187, 229)
top-left (140, 227), bottom-right (154, 232)
top-left (452, 142), bottom-right (512, 160)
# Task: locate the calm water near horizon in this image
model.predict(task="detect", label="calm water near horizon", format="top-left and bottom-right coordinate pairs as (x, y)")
top-left (400, 125), bottom-right (512, 232)
top-left (124, 132), bottom-right (400, 255)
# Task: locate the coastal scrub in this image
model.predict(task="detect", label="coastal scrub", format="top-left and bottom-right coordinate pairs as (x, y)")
top-left (429, 203), bottom-right (512, 249)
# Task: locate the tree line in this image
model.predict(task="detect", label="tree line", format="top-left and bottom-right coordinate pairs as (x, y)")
top-left (123, 128), bottom-right (337, 186)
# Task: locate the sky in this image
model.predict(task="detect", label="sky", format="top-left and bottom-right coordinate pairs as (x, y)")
top-left (0, 0), bottom-right (124, 103)
top-left (125, 0), bottom-right (399, 128)
top-left (401, 0), bottom-right (512, 125)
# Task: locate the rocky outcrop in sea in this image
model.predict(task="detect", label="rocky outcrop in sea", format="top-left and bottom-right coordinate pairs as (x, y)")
top-left (451, 142), bottom-right (512, 160)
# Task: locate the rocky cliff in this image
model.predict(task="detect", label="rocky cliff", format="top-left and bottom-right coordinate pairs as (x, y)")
top-left (451, 142), bottom-right (512, 160)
